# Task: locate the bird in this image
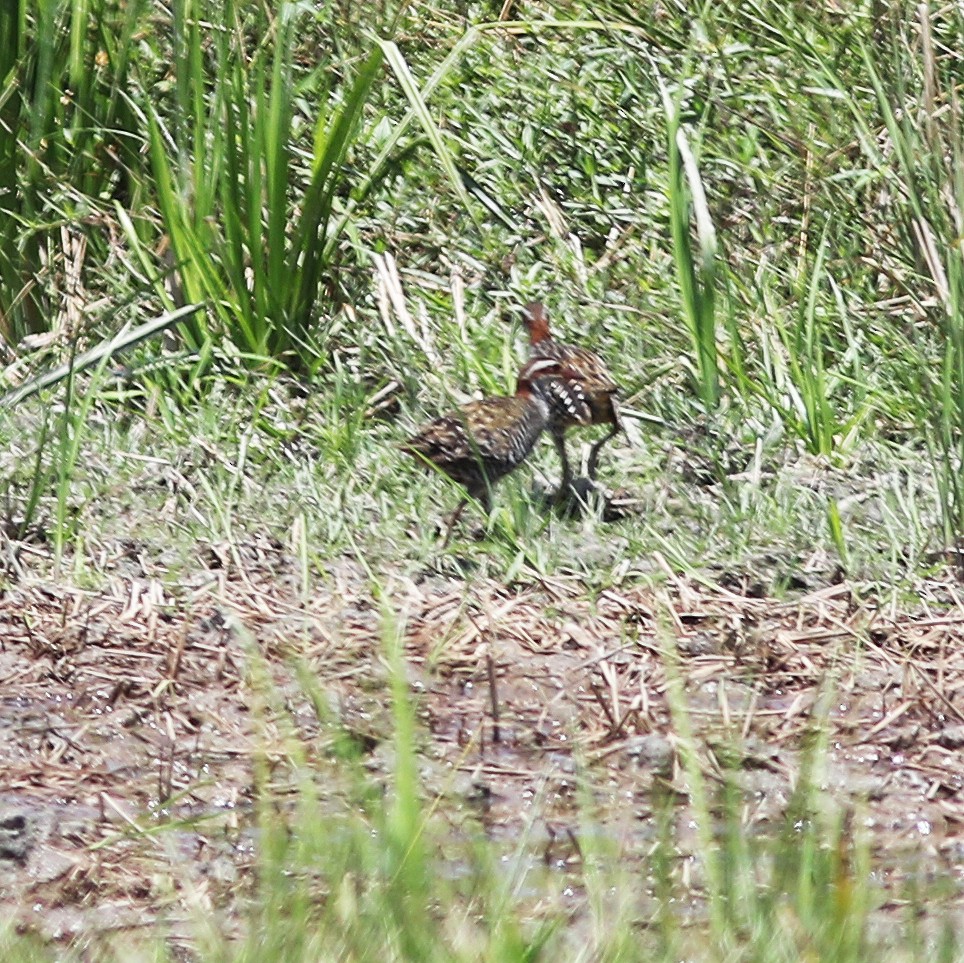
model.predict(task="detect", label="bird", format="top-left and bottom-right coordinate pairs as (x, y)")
top-left (401, 357), bottom-right (565, 543)
top-left (521, 301), bottom-right (622, 491)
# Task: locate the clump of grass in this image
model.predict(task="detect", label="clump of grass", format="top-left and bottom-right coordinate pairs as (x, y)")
top-left (855, 13), bottom-right (964, 563)
top-left (137, 1), bottom-right (385, 367)
top-left (0, 0), bottom-right (147, 341)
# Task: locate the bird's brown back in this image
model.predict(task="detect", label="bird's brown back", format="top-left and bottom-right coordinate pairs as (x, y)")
top-left (402, 394), bottom-right (548, 495)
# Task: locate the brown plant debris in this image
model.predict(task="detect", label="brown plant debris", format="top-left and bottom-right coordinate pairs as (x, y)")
top-left (2, 553), bottom-right (964, 949)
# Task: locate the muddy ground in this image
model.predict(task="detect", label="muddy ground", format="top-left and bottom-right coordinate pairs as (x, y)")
top-left (4, 540), bottom-right (964, 955)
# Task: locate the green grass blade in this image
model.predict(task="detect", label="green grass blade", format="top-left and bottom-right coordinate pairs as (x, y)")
top-left (1, 303), bottom-right (204, 407)
top-left (287, 46), bottom-right (384, 334)
top-left (378, 40), bottom-right (481, 230)
top-left (659, 73), bottom-right (720, 408)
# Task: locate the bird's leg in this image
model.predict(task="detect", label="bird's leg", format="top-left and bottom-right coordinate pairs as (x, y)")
top-left (442, 486), bottom-right (493, 548)
top-left (441, 499), bottom-right (468, 549)
top-left (479, 488), bottom-right (494, 515)
top-left (587, 423), bottom-right (619, 481)
top-left (552, 430), bottom-right (573, 493)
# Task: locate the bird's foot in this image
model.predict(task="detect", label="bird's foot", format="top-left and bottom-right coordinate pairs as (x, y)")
top-left (549, 476), bottom-right (607, 517)
top-left (436, 520), bottom-right (488, 547)
top-left (550, 479), bottom-right (644, 522)
top-left (563, 476), bottom-right (604, 502)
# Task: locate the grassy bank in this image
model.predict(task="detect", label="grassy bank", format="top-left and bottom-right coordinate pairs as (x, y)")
top-left (3, 0), bottom-right (964, 959)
